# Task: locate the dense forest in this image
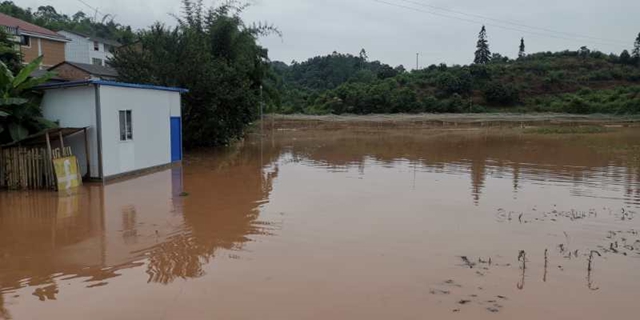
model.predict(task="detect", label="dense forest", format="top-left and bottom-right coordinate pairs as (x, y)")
top-left (0, 1), bottom-right (134, 43)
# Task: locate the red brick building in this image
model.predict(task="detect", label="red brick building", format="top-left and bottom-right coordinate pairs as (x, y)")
top-left (0, 13), bottom-right (68, 67)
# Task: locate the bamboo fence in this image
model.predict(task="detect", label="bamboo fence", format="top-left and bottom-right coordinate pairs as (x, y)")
top-left (0, 146), bottom-right (73, 190)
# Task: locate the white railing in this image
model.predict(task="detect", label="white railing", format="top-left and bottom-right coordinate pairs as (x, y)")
top-left (1, 26), bottom-right (19, 35)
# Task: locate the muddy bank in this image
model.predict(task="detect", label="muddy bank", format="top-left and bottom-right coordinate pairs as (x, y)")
top-left (261, 113), bottom-right (640, 130)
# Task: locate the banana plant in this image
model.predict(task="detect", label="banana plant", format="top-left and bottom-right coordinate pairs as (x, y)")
top-left (0, 55), bottom-right (57, 145)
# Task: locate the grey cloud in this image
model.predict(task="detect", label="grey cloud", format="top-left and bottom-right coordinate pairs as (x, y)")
top-left (21, 0), bottom-right (640, 67)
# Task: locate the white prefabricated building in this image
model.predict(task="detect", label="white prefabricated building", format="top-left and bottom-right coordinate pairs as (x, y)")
top-left (39, 80), bottom-right (187, 180)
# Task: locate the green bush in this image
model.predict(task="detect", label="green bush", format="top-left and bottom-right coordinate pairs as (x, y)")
top-left (565, 97), bottom-right (592, 114)
top-left (483, 82), bottom-right (520, 106)
top-left (617, 98), bottom-right (640, 114)
top-left (421, 96), bottom-right (440, 112)
top-left (435, 71), bottom-right (472, 97)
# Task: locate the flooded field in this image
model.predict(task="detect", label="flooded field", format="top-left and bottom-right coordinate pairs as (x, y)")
top-left (2, 126), bottom-right (640, 319)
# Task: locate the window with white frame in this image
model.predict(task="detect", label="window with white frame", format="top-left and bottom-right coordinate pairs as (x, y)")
top-left (92, 58), bottom-right (103, 66)
top-left (119, 110), bottom-right (133, 141)
top-left (94, 41), bottom-right (99, 51)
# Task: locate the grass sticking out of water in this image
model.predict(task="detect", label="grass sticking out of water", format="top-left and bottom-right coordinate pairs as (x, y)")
top-left (524, 126), bottom-right (610, 135)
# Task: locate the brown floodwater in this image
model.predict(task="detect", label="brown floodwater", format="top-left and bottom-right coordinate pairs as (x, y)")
top-left (2, 127), bottom-right (640, 319)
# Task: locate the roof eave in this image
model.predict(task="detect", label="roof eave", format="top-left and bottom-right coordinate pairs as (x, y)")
top-left (20, 30), bottom-right (69, 42)
top-left (35, 79), bottom-right (189, 94)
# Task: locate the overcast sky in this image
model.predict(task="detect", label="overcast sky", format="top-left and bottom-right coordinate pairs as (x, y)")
top-left (19, 0), bottom-right (640, 68)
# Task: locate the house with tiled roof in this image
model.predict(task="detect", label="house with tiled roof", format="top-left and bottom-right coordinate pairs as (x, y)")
top-left (48, 61), bottom-right (118, 81)
top-left (0, 12), bottom-right (69, 67)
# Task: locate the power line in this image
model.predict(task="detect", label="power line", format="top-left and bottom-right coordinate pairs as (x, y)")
top-left (396, 0), bottom-right (628, 46)
top-left (75, 0), bottom-right (106, 18)
top-left (372, 0), bottom-right (628, 50)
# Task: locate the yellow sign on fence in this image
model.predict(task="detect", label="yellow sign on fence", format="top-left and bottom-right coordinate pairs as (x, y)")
top-left (53, 156), bottom-right (82, 191)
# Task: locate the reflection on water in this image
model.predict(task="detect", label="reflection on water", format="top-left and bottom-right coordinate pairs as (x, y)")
top-left (0, 144), bottom-right (280, 313)
top-left (274, 130), bottom-right (640, 206)
top-left (2, 128), bottom-right (640, 319)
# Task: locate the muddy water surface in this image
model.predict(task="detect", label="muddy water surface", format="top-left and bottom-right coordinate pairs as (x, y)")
top-left (2, 128), bottom-right (640, 319)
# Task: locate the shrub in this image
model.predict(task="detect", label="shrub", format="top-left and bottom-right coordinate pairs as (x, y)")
top-left (617, 98), bottom-right (640, 114)
top-left (588, 70), bottom-right (613, 81)
top-left (483, 82), bottom-right (520, 106)
top-left (391, 88), bottom-right (420, 113)
top-left (435, 71), bottom-right (472, 97)
top-left (446, 94), bottom-right (466, 113)
top-left (469, 105), bottom-right (488, 113)
top-left (564, 97), bottom-right (592, 114)
top-left (421, 96), bottom-right (440, 112)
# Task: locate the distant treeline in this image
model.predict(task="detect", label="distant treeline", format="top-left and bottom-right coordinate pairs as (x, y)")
top-left (269, 50), bottom-right (408, 113)
top-left (270, 27), bottom-right (640, 115)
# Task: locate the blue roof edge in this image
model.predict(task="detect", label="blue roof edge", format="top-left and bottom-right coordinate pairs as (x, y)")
top-left (35, 79), bottom-right (189, 94)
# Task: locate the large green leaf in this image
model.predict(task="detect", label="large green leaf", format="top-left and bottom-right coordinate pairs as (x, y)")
top-left (0, 125), bottom-right (4, 135)
top-left (0, 97), bottom-right (28, 105)
top-left (0, 110), bottom-right (8, 117)
top-left (13, 56), bottom-right (44, 88)
top-left (0, 60), bottom-right (13, 91)
top-left (14, 72), bottom-right (56, 93)
top-left (8, 122), bottom-right (28, 142)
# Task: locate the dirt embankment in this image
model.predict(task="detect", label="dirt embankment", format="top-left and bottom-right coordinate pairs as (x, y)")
top-left (260, 113), bottom-right (640, 130)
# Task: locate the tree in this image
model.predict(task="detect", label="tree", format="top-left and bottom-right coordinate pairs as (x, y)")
top-left (0, 28), bottom-right (22, 74)
top-left (474, 25), bottom-right (491, 64)
top-left (0, 56), bottom-right (57, 144)
top-left (490, 53), bottom-right (508, 63)
top-left (0, 1), bottom-right (135, 45)
top-left (578, 46), bottom-right (590, 59)
top-left (620, 50), bottom-right (631, 65)
top-left (633, 32), bottom-right (640, 58)
top-left (359, 48), bottom-right (368, 62)
top-left (633, 32), bottom-right (640, 65)
top-left (376, 64), bottom-right (397, 79)
top-left (110, 0), bottom-right (279, 148)
top-left (72, 11), bottom-right (86, 22)
top-left (518, 37), bottom-right (526, 59)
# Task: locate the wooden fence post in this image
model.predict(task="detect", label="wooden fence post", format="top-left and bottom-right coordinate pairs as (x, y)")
top-left (0, 147), bottom-right (4, 189)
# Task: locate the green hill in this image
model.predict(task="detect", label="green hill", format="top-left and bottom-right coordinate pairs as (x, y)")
top-left (272, 49), bottom-right (640, 115)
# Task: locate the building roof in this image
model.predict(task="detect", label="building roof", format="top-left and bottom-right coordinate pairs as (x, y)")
top-left (58, 30), bottom-right (121, 47)
top-left (35, 79), bottom-right (189, 93)
top-left (0, 13), bottom-right (67, 42)
top-left (49, 61), bottom-right (119, 78)
top-left (30, 69), bottom-right (66, 82)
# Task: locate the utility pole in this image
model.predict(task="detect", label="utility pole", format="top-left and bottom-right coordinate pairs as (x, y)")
top-left (416, 53), bottom-right (419, 70)
top-left (260, 85), bottom-right (264, 134)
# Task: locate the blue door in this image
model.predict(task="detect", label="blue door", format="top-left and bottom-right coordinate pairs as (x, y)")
top-left (170, 117), bottom-right (182, 162)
